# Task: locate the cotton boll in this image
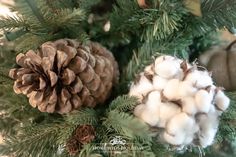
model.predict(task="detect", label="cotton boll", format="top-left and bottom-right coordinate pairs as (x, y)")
top-left (155, 59), bottom-right (180, 79)
top-left (134, 104), bottom-right (146, 117)
top-left (134, 104), bottom-right (160, 126)
top-left (182, 97), bottom-right (198, 115)
top-left (178, 81), bottom-right (197, 98)
top-left (158, 102), bottom-right (181, 128)
top-left (173, 69), bottom-right (185, 80)
top-left (163, 132), bottom-right (186, 145)
top-left (183, 135), bottom-right (195, 145)
top-left (164, 112), bottom-right (197, 145)
top-left (153, 75), bottom-right (168, 91)
top-left (146, 91), bottom-right (161, 110)
top-left (195, 90), bottom-right (213, 113)
top-left (155, 55), bottom-right (175, 65)
top-left (196, 114), bottom-right (219, 148)
top-left (166, 113), bottom-right (195, 135)
top-left (214, 90), bottom-right (230, 111)
top-left (129, 74), bottom-right (154, 100)
top-left (199, 127), bottom-right (217, 148)
top-left (185, 70), bottom-right (213, 88)
top-left (163, 79), bottom-right (180, 100)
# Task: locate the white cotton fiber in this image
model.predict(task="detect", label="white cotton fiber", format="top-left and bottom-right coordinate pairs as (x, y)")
top-left (215, 90), bottom-right (230, 111)
top-left (166, 113), bottom-right (195, 135)
top-left (153, 75), bottom-right (168, 91)
top-left (182, 97), bottom-right (198, 115)
top-left (195, 90), bottom-right (213, 113)
top-left (158, 102), bottom-right (181, 128)
top-left (154, 59), bottom-right (180, 79)
top-left (146, 91), bottom-right (161, 110)
top-left (185, 70), bottom-right (213, 88)
top-left (129, 73), bottom-right (153, 100)
top-left (163, 131), bottom-right (186, 145)
top-left (163, 79), bottom-right (180, 100)
top-left (197, 113), bottom-right (219, 148)
top-left (178, 81), bottom-right (197, 98)
top-left (134, 104), bottom-right (160, 127)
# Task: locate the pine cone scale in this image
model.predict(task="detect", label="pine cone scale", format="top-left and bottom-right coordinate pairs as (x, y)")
top-left (68, 56), bottom-right (87, 74)
top-left (78, 66), bottom-right (95, 83)
top-left (61, 68), bottom-right (76, 85)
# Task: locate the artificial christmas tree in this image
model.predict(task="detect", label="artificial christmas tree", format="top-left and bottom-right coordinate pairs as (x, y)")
top-left (0, 0), bottom-right (236, 157)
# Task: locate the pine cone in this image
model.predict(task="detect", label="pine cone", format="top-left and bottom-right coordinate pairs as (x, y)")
top-left (74, 124), bottom-right (95, 144)
top-left (66, 138), bottom-right (81, 156)
top-left (9, 39), bottom-right (119, 114)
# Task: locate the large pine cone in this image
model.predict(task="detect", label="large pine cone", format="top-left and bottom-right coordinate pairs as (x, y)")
top-left (9, 39), bottom-right (119, 114)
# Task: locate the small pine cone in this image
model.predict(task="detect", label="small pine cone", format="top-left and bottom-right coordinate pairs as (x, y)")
top-left (9, 39), bottom-right (119, 114)
top-left (74, 124), bottom-right (95, 144)
top-left (66, 138), bottom-right (81, 156)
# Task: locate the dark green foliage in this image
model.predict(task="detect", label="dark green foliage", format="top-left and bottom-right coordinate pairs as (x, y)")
top-left (0, 0), bottom-right (236, 157)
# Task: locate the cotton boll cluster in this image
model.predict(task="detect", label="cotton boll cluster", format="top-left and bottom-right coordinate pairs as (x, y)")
top-left (129, 55), bottom-right (230, 148)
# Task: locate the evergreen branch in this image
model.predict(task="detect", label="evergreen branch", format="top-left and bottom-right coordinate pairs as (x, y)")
top-left (64, 108), bottom-right (98, 125)
top-left (109, 95), bottom-right (138, 112)
top-left (103, 110), bottom-right (151, 141)
top-left (0, 16), bottom-right (27, 31)
top-left (0, 124), bottom-right (61, 157)
top-left (24, 0), bottom-right (47, 26)
top-left (201, 0), bottom-right (236, 30)
top-left (56, 108), bottom-right (99, 145)
top-left (217, 92), bottom-right (236, 142)
top-left (78, 0), bottom-right (101, 10)
top-left (53, 8), bottom-right (86, 28)
top-left (0, 67), bottom-right (13, 84)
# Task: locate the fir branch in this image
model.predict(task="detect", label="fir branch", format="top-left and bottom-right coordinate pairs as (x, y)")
top-left (217, 92), bottom-right (236, 142)
top-left (24, 0), bottom-right (47, 26)
top-left (64, 108), bottom-right (98, 126)
top-left (78, 0), bottom-right (101, 10)
top-left (201, 0), bottom-right (236, 30)
top-left (53, 8), bottom-right (86, 28)
top-left (103, 110), bottom-right (151, 141)
top-left (57, 108), bottom-right (99, 145)
top-left (109, 95), bottom-right (138, 112)
top-left (0, 16), bottom-right (27, 31)
top-left (0, 67), bottom-right (13, 84)
top-left (0, 124), bottom-right (61, 157)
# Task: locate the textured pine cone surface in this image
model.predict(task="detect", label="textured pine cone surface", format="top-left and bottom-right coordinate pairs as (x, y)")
top-left (9, 39), bottom-right (119, 114)
top-left (66, 138), bottom-right (81, 156)
top-left (129, 55), bottom-right (230, 148)
top-left (74, 124), bottom-right (95, 144)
